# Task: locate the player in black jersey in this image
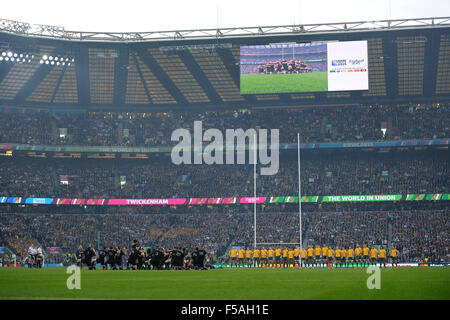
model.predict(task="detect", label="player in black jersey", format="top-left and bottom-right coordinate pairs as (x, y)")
top-left (151, 247), bottom-right (164, 270)
top-left (172, 247), bottom-right (184, 270)
top-left (132, 239), bottom-right (139, 251)
top-left (138, 248), bottom-right (147, 270)
top-left (162, 248), bottom-right (171, 270)
top-left (83, 244), bottom-right (97, 270)
top-left (107, 247), bottom-right (116, 270)
top-left (98, 247), bottom-right (107, 270)
top-left (191, 248), bottom-right (199, 269)
top-left (115, 247), bottom-right (124, 270)
top-left (127, 246), bottom-right (138, 270)
top-left (198, 247), bottom-right (207, 269)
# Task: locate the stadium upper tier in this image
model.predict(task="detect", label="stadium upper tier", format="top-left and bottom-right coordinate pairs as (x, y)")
top-left (0, 19), bottom-right (450, 110)
top-left (0, 104), bottom-right (448, 147)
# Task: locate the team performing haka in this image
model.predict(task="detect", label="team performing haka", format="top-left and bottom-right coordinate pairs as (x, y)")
top-left (257, 58), bottom-right (312, 75)
top-left (229, 245), bottom-right (400, 268)
top-left (75, 240), bottom-right (210, 271)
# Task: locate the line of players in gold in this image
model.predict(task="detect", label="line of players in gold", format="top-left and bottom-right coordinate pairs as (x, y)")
top-left (229, 245), bottom-right (400, 268)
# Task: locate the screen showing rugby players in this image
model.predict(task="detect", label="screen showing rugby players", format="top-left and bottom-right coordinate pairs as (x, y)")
top-left (239, 40), bottom-right (368, 94)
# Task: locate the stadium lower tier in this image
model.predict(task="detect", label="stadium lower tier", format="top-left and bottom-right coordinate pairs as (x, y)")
top-left (0, 209), bottom-right (448, 265)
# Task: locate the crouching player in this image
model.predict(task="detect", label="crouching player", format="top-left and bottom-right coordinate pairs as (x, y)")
top-left (76, 245), bottom-right (84, 268)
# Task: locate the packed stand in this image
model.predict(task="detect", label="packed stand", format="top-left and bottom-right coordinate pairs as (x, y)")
top-left (0, 104), bottom-right (448, 147)
top-left (0, 150), bottom-right (447, 199)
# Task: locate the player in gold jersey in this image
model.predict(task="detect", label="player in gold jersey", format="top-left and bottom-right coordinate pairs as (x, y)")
top-left (390, 247), bottom-right (399, 267)
top-left (301, 248), bottom-right (307, 268)
top-left (268, 248), bottom-right (275, 265)
top-left (347, 247), bottom-right (354, 268)
top-left (275, 247), bottom-right (282, 266)
top-left (261, 247), bottom-right (268, 266)
top-left (238, 248), bottom-right (245, 268)
top-left (294, 247), bottom-right (300, 264)
top-left (335, 247), bottom-right (341, 267)
top-left (253, 248), bottom-right (261, 268)
top-left (379, 246), bottom-right (387, 268)
top-left (288, 249), bottom-right (295, 266)
top-left (229, 248), bottom-right (237, 268)
top-left (370, 246), bottom-right (378, 266)
top-left (245, 248), bottom-right (252, 268)
top-left (363, 245), bottom-right (370, 266)
top-left (314, 245), bottom-right (321, 267)
top-left (340, 248), bottom-right (347, 268)
top-left (355, 245), bottom-right (362, 266)
top-left (321, 246), bottom-right (328, 267)
top-left (307, 246), bottom-right (314, 267)
top-left (282, 247), bottom-right (289, 268)
top-left (327, 247), bottom-right (334, 266)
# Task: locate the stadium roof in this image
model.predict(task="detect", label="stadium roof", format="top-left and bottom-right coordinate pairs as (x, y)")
top-left (0, 17), bottom-right (450, 112)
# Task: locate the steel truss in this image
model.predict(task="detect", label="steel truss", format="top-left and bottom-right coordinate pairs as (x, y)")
top-left (0, 17), bottom-right (449, 42)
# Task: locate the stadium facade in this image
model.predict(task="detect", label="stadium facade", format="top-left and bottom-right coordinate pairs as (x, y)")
top-left (0, 17), bottom-right (448, 267)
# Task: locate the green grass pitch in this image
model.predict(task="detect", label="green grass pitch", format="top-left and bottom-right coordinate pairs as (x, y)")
top-left (0, 267), bottom-right (449, 300)
top-left (240, 72), bottom-right (328, 94)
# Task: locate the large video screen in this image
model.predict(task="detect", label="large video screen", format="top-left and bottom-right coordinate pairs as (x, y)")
top-left (240, 40), bottom-right (368, 94)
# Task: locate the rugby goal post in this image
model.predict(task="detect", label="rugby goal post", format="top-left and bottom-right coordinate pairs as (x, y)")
top-left (253, 133), bottom-right (303, 266)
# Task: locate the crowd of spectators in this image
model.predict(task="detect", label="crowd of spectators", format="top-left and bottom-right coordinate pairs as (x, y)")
top-left (306, 211), bottom-right (388, 249)
top-left (390, 210), bottom-right (449, 263)
top-left (0, 104), bottom-right (448, 147)
top-left (0, 150), bottom-right (446, 199)
top-left (1, 210), bottom-right (447, 263)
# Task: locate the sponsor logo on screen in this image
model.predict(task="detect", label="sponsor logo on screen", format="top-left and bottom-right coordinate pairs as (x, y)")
top-left (331, 59), bottom-right (347, 66)
top-left (348, 58), bottom-right (365, 66)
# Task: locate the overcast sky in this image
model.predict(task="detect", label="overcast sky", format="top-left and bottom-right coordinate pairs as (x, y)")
top-left (1, 0), bottom-right (450, 32)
